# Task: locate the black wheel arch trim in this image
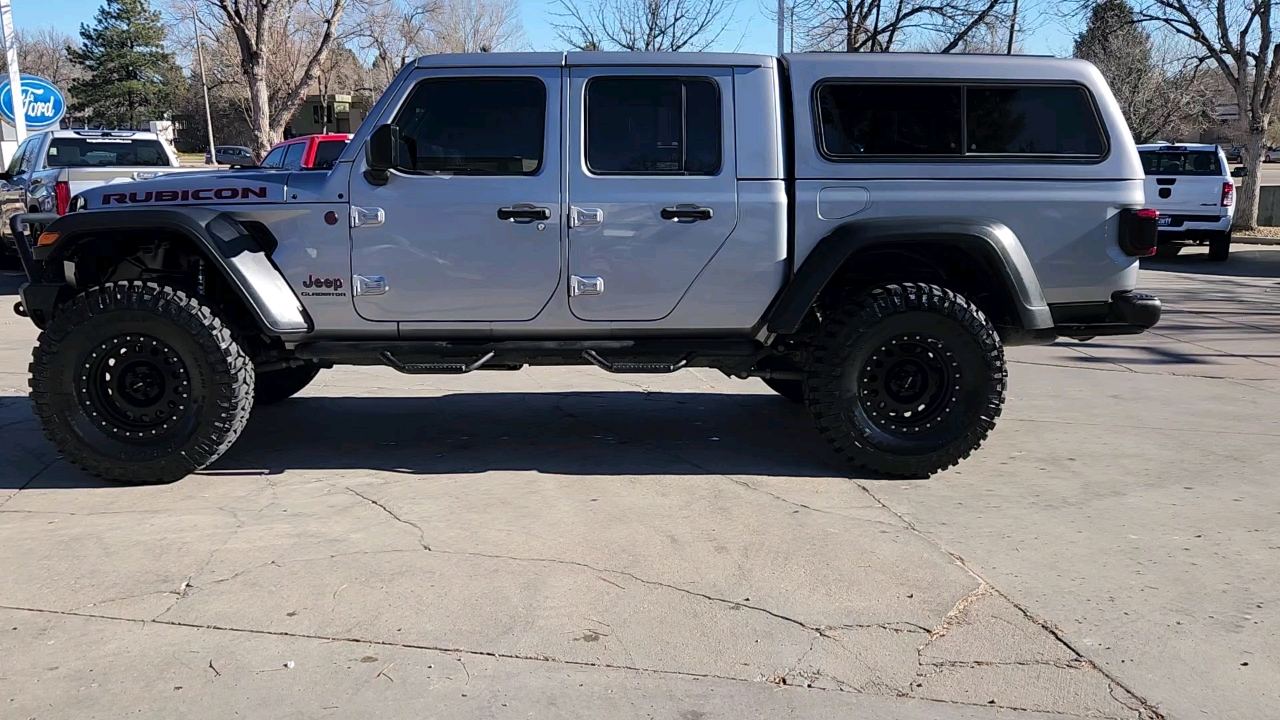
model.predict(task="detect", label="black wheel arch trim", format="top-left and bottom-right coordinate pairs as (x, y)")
top-left (23, 208), bottom-right (310, 336)
top-left (766, 217), bottom-right (1054, 335)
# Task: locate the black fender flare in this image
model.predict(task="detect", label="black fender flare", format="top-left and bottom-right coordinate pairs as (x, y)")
top-left (767, 217), bottom-right (1054, 335)
top-left (29, 207), bottom-right (309, 335)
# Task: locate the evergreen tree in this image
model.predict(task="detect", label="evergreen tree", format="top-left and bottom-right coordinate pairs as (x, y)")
top-left (67, 0), bottom-right (179, 128)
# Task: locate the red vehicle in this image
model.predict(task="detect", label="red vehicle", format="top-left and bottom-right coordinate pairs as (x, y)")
top-left (258, 133), bottom-right (352, 170)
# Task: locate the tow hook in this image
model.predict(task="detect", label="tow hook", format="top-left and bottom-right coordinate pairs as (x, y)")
top-left (13, 301), bottom-right (26, 318)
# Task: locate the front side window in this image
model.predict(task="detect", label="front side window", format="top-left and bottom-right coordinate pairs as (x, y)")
top-left (393, 77), bottom-right (545, 175)
top-left (966, 86), bottom-right (1105, 156)
top-left (816, 82), bottom-right (1107, 161)
top-left (7, 138), bottom-right (31, 174)
top-left (260, 146), bottom-right (286, 168)
top-left (586, 77), bottom-right (721, 175)
top-left (46, 138), bottom-right (169, 167)
top-left (817, 84), bottom-right (962, 157)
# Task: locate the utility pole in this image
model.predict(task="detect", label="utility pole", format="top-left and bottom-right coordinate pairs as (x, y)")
top-left (777, 0), bottom-right (785, 55)
top-left (193, 13), bottom-right (216, 163)
top-left (1006, 0), bottom-right (1018, 54)
top-left (0, 0), bottom-right (26, 148)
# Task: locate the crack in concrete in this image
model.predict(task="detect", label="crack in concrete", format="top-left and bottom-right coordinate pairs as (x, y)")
top-left (346, 487), bottom-right (432, 551)
top-left (851, 481), bottom-right (1166, 720)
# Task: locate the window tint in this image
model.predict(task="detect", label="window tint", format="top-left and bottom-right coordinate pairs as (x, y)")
top-left (394, 77), bottom-right (545, 175)
top-left (1139, 150), bottom-right (1222, 176)
top-left (966, 86), bottom-right (1105, 156)
top-left (282, 142), bottom-right (307, 169)
top-left (7, 138), bottom-right (32, 174)
top-left (260, 147), bottom-right (286, 168)
top-left (46, 138), bottom-right (169, 167)
top-left (310, 139), bottom-right (347, 169)
top-left (586, 77), bottom-right (721, 175)
top-left (817, 84), bottom-right (962, 157)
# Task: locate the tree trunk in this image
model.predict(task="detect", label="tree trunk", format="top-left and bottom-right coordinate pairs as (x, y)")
top-left (1235, 133), bottom-right (1266, 232)
top-left (247, 58), bottom-right (274, 162)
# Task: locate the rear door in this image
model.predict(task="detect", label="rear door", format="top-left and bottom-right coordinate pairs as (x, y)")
top-left (565, 67), bottom-right (737, 321)
top-left (348, 67), bottom-right (562, 321)
top-left (1139, 147), bottom-right (1227, 219)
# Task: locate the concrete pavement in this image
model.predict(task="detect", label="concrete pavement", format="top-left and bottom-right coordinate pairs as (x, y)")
top-left (2, 248), bottom-right (1277, 719)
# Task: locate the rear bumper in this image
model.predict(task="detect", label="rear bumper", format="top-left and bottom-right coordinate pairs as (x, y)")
top-left (1052, 290), bottom-right (1162, 339)
top-left (1157, 214), bottom-right (1231, 238)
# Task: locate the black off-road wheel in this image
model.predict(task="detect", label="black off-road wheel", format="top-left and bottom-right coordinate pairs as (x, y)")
top-left (29, 281), bottom-right (255, 485)
top-left (255, 365), bottom-right (321, 405)
top-left (1208, 232), bottom-right (1231, 261)
top-left (804, 283), bottom-right (1006, 478)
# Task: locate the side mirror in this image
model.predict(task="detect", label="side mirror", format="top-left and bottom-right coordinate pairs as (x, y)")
top-left (1231, 166), bottom-right (1248, 178)
top-left (365, 124), bottom-right (404, 186)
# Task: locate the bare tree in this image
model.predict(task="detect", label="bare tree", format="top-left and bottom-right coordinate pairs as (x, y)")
top-left (0, 28), bottom-right (85, 91)
top-left (1074, 0), bottom-right (1212, 144)
top-left (431, 0), bottom-right (525, 51)
top-left (1135, 0), bottom-right (1280, 230)
top-left (552, 0), bottom-right (734, 51)
top-left (175, 0), bottom-right (354, 159)
top-left (766, 0), bottom-right (1016, 53)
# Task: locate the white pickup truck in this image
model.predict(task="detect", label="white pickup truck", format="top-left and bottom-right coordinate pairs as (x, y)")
top-left (0, 130), bottom-right (209, 253)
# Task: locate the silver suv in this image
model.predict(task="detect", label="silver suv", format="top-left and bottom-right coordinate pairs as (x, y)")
top-left (10, 52), bottom-right (1162, 484)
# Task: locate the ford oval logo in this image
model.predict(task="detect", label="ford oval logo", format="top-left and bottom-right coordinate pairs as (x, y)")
top-left (0, 75), bottom-right (66, 130)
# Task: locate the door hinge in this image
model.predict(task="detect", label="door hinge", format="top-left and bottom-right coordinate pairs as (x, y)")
top-left (570, 206), bottom-right (603, 228)
top-left (570, 275), bottom-right (604, 297)
top-left (351, 206), bottom-right (385, 228)
top-left (353, 275), bottom-right (388, 296)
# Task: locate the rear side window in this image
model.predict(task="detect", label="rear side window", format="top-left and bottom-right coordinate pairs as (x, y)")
top-left (394, 77), bottom-right (545, 175)
top-left (586, 77), bottom-right (721, 175)
top-left (1140, 150), bottom-right (1222, 176)
top-left (966, 87), bottom-right (1105, 156)
top-left (260, 146), bottom-right (286, 168)
top-left (46, 138), bottom-right (169, 167)
top-left (311, 139), bottom-right (347, 169)
top-left (282, 142), bottom-right (307, 170)
top-left (816, 84), bottom-right (961, 157)
top-left (816, 82), bottom-right (1106, 161)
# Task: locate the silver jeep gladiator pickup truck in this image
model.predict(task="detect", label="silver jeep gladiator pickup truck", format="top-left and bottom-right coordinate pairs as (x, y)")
top-left (10, 52), bottom-right (1162, 484)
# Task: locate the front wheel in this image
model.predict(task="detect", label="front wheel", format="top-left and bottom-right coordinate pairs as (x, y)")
top-left (29, 281), bottom-right (255, 484)
top-left (1208, 232), bottom-right (1231, 261)
top-left (804, 283), bottom-right (1006, 478)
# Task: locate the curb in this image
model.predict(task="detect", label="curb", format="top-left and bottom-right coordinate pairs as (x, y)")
top-left (1233, 236), bottom-right (1280, 245)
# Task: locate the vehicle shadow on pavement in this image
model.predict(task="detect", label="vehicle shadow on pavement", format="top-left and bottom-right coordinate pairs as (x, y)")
top-left (215, 392), bottom-right (855, 480)
top-left (1143, 246), bottom-right (1280, 278)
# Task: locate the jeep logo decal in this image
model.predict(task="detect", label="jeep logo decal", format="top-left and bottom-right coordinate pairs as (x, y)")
top-left (99, 186), bottom-right (270, 205)
top-left (299, 275), bottom-right (347, 298)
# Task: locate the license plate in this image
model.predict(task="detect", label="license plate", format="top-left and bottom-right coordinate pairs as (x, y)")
top-left (1157, 216), bottom-right (1171, 226)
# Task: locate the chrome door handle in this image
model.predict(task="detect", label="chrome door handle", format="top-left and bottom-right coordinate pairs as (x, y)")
top-left (661, 204), bottom-right (713, 222)
top-left (497, 204), bottom-right (551, 223)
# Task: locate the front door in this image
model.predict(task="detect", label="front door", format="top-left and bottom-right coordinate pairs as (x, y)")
top-left (566, 67), bottom-right (738, 321)
top-left (349, 68), bottom-right (562, 322)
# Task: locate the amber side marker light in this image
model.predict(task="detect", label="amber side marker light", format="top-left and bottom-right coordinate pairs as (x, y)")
top-left (37, 232), bottom-right (60, 247)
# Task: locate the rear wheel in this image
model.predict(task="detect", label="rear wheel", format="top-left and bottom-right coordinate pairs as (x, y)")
top-left (29, 281), bottom-right (254, 484)
top-left (255, 365), bottom-right (321, 405)
top-left (1208, 232), bottom-right (1231, 261)
top-left (804, 283), bottom-right (1006, 478)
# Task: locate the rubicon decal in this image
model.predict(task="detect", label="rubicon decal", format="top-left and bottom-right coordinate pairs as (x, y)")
top-left (299, 275), bottom-right (346, 297)
top-left (99, 186), bottom-right (270, 205)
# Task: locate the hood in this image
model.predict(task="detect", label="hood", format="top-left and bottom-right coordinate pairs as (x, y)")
top-left (74, 170), bottom-right (292, 211)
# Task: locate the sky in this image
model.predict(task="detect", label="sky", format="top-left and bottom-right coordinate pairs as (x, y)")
top-left (16, 0), bottom-right (1080, 60)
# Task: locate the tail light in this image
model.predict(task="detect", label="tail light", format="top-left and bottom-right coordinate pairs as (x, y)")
top-left (54, 181), bottom-right (71, 215)
top-left (1222, 181), bottom-right (1234, 207)
top-left (1119, 208), bottom-right (1159, 257)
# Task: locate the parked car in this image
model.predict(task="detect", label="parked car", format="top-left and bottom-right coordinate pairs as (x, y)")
top-left (1265, 147), bottom-right (1280, 162)
top-left (1225, 145), bottom-right (1244, 162)
top-left (205, 145), bottom-right (254, 166)
top-left (1138, 143), bottom-right (1242, 260)
top-left (259, 134), bottom-right (352, 170)
top-left (10, 52), bottom-right (1162, 484)
top-left (0, 129), bottom-right (209, 253)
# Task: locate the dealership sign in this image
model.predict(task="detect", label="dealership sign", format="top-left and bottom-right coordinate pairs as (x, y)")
top-left (0, 75), bottom-right (66, 130)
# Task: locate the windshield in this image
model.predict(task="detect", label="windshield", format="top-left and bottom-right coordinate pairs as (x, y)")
top-left (46, 138), bottom-right (170, 167)
top-left (1140, 150), bottom-right (1221, 176)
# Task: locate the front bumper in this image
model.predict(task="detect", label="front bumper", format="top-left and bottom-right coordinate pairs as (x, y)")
top-left (1052, 290), bottom-right (1162, 340)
